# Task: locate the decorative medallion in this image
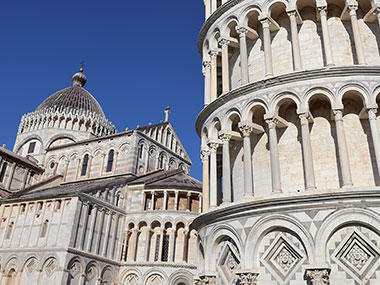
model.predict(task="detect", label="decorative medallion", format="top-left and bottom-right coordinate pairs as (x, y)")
top-left (146, 274), bottom-right (164, 285)
top-left (331, 230), bottom-right (380, 284)
top-left (261, 233), bottom-right (306, 284)
top-left (125, 273), bottom-right (139, 285)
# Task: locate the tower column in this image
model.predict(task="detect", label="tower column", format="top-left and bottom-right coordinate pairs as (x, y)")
top-left (219, 133), bottom-right (232, 203)
top-left (203, 60), bottom-right (212, 105)
top-left (265, 117), bottom-right (282, 192)
top-left (368, 108), bottom-right (380, 178)
top-left (219, 39), bottom-right (230, 93)
top-left (261, 18), bottom-right (273, 77)
top-left (299, 113), bottom-right (316, 190)
top-left (236, 27), bottom-right (250, 85)
top-left (201, 149), bottom-right (210, 211)
top-left (333, 109), bottom-right (353, 187)
top-left (288, 10), bottom-right (302, 71)
top-left (209, 142), bottom-right (219, 208)
top-left (209, 50), bottom-right (218, 101)
top-left (239, 124), bottom-right (254, 199)
top-left (318, 6), bottom-right (334, 66)
top-left (348, 4), bottom-right (366, 65)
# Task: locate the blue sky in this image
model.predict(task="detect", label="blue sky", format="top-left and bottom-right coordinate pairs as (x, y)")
top-left (0, 1), bottom-right (205, 180)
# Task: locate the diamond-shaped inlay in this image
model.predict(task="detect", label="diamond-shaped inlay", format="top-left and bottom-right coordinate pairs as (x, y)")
top-left (332, 230), bottom-right (380, 284)
top-left (216, 242), bottom-right (240, 284)
top-left (261, 233), bottom-right (306, 285)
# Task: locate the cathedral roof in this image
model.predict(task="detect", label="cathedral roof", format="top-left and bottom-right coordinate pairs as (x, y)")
top-left (35, 70), bottom-right (106, 120)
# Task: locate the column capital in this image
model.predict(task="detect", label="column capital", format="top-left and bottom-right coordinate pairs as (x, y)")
top-left (236, 26), bottom-right (249, 36)
top-left (203, 60), bottom-right (211, 69)
top-left (348, 3), bottom-right (358, 12)
top-left (286, 9), bottom-right (297, 17)
top-left (239, 124), bottom-right (255, 137)
top-left (368, 108), bottom-right (378, 120)
top-left (305, 268), bottom-right (331, 285)
top-left (260, 17), bottom-right (272, 29)
top-left (332, 109), bottom-right (344, 121)
top-left (235, 271), bottom-right (259, 285)
top-left (208, 142), bottom-right (219, 152)
top-left (218, 38), bottom-right (230, 48)
top-left (265, 117), bottom-right (279, 129)
top-left (317, 5), bottom-right (327, 15)
top-left (209, 50), bottom-right (219, 59)
top-left (201, 149), bottom-right (210, 161)
top-left (218, 132), bottom-right (232, 142)
top-left (299, 112), bottom-right (311, 125)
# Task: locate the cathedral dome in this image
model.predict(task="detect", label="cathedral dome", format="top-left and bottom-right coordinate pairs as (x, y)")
top-left (35, 70), bottom-right (106, 120)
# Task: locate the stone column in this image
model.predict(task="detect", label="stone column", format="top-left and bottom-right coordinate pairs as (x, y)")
top-left (333, 109), bottom-right (353, 187)
top-left (236, 27), bottom-right (250, 85)
top-left (102, 210), bottom-right (112, 256)
top-left (130, 228), bottom-right (139, 261)
top-left (183, 229), bottom-right (189, 262)
top-left (219, 39), bottom-right (231, 93)
top-left (288, 10), bottom-right (302, 71)
top-left (261, 18), bottom-right (273, 77)
top-left (187, 192), bottom-right (192, 211)
top-left (210, 50), bottom-right (218, 101)
top-left (235, 271), bottom-right (259, 285)
top-left (203, 60), bottom-right (212, 105)
top-left (168, 228), bottom-right (176, 262)
top-left (266, 118), bottom-right (282, 192)
top-left (143, 227), bottom-right (151, 261)
top-left (348, 4), bottom-right (366, 65)
top-left (209, 143), bottom-right (219, 207)
top-left (86, 205), bottom-right (98, 252)
top-left (204, 0), bottom-right (211, 19)
top-left (150, 191), bottom-right (155, 210)
top-left (201, 149), bottom-right (210, 211)
top-left (239, 125), bottom-right (254, 199)
top-left (299, 113), bottom-right (316, 190)
top-left (306, 268), bottom-right (331, 285)
top-left (100, 153), bottom-right (106, 176)
top-left (174, 190), bottom-right (179, 210)
top-left (219, 133), bottom-right (232, 203)
top-left (163, 190), bottom-right (168, 210)
top-left (79, 202), bottom-right (90, 250)
top-left (318, 6), bottom-right (334, 66)
top-left (368, 108), bottom-right (380, 177)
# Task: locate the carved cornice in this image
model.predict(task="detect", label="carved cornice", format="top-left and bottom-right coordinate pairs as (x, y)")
top-left (195, 66), bottom-right (380, 136)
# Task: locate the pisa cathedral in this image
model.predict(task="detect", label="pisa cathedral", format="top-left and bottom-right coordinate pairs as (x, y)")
top-left (2, 0), bottom-right (380, 284)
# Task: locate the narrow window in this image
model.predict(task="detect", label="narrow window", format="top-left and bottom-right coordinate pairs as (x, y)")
top-left (81, 154), bottom-right (89, 176)
top-left (139, 145), bottom-right (144, 159)
top-left (154, 234), bottom-right (161, 261)
top-left (159, 155), bottom-right (164, 169)
top-left (0, 162), bottom-right (7, 183)
top-left (40, 220), bottom-right (48, 238)
top-left (106, 150), bottom-right (114, 172)
top-left (27, 142), bottom-right (36, 154)
top-left (161, 233), bottom-right (169, 262)
top-left (5, 222), bottom-right (13, 239)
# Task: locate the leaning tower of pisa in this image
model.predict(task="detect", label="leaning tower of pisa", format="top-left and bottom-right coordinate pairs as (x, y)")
top-left (195, 0), bottom-right (380, 284)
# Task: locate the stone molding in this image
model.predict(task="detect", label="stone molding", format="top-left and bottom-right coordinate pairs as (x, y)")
top-left (195, 66), bottom-right (380, 136)
top-left (192, 189), bottom-right (380, 228)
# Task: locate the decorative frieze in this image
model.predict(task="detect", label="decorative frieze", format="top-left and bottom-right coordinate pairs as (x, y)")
top-left (235, 271), bottom-right (259, 285)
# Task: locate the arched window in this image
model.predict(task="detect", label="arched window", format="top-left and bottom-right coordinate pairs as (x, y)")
top-left (41, 220), bottom-right (49, 238)
top-left (106, 150), bottom-right (114, 172)
top-left (0, 162), bottom-right (7, 183)
top-left (81, 154), bottom-right (89, 176)
top-left (161, 232), bottom-right (170, 262)
top-left (138, 144), bottom-right (144, 159)
top-left (158, 154), bottom-right (164, 169)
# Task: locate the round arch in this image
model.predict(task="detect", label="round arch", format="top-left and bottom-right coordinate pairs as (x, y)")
top-left (244, 214), bottom-right (315, 268)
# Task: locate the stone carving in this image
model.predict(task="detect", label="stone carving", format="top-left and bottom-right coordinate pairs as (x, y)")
top-left (332, 230), bottom-right (380, 283)
top-left (198, 275), bottom-right (216, 284)
top-left (217, 243), bottom-right (240, 284)
top-left (305, 268), bottom-right (330, 285)
top-left (261, 233), bottom-right (306, 284)
top-left (235, 271), bottom-right (259, 285)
